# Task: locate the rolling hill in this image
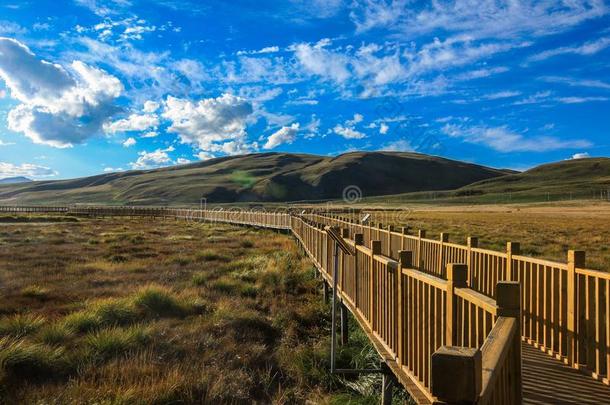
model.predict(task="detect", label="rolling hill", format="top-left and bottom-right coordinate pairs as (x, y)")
top-left (0, 176), bottom-right (32, 184)
top-left (362, 157), bottom-right (610, 204)
top-left (0, 152), bottom-right (510, 205)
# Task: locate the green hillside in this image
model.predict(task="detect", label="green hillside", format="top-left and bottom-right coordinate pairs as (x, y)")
top-left (0, 152), bottom-right (509, 205)
top-left (362, 158), bottom-right (610, 205)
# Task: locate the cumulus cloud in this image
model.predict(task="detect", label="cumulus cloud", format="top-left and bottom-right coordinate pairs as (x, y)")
top-left (294, 42), bottom-right (351, 83)
top-left (0, 161), bottom-right (57, 178)
top-left (333, 113), bottom-right (367, 139)
top-left (264, 123), bottom-right (299, 149)
top-left (195, 151), bottom-right (215, 160)
top-left (143, 100), bottom-right (160, 113)
top-left (379, 123), bottom-right (389, 134)
top-left (0, 38), bottom-right (123, 148)
top-left (162, 93), bottom-right (254, 152)
top-left (441, 123), bottom-right (592, 152)
top-left (104, 113), bottom-right (159, 133)
top-left (379, 139), bottom-right (414, 152)
top-left (122, 137), bottom-right (136, 147)
top-left (333, 125), bottom-right (366, 139)
top-left (570, 152), bottom-right (590, 159)
top-left (130, 146), bottom-right (174, 170)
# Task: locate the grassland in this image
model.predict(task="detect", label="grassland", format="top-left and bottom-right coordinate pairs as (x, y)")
top-left (0, 214), bottom-right (401, 404)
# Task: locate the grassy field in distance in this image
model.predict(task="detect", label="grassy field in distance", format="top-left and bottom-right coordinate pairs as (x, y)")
top-left (0, 214), bottom-right (401, 404)
top-left (304, 201), bottom-right (610, 271)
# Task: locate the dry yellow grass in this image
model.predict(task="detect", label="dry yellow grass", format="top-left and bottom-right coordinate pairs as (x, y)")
top-left (0, 215), bottom-right (390, 404)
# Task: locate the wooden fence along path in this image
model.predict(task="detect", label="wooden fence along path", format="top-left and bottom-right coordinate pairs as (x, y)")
top-left (2, 206), bottom-right (610, 404)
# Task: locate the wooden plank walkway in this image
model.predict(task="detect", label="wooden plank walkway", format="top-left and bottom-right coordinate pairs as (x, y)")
top-left (522, 342), bottom-right (610, 404)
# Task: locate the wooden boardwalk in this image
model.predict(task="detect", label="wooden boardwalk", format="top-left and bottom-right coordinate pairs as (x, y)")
top-left (522, 342), bottom-right (610, 404)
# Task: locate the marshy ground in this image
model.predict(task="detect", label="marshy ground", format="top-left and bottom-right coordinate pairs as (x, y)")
top-left (0, 214), bottom-right (398, 404)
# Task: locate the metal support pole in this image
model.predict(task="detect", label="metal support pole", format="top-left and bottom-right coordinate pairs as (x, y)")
top-left (331, 241), bottom-right (339, 373)
top-left (381, 363), bottom-right (394, 405)
top-left (340, 301), bottom-right (349, 345)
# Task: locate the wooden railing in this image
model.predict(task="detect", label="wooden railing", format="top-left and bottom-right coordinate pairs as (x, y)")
top-left (16, 205), bottom-right (604, 403)
top-left (303, 212), bottom-right (610, 384)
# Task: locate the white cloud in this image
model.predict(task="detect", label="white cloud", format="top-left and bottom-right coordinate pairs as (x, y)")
top-left (294, 43), bottom-right (351, 83)
top-left (0, 89), bottom-right (5, 98)
top-left (454, 66), bottom-right (509, 81)
top-left (441, 123), bottom-right (592, 152)
top-left (347, 113), bottom-right (364, 125)
top-left (540, 76), bottom-right (610, 90)
top-left (350, 1), bottom-right (608, 40)
top-left (527, 37), bottom-right (610, 63)
top-left (482, 91), bottom-right (522, 100)
top-left (304, 115), bottom-right (321, 138)
top-left (141, 131), bottom-right (158, 138)
top-left (0, 161), bottom-right (57, 178)
top-left (104, 113), bottom-right (159, 133)
top-left (513, 91), bottom-right (552, 105)
top-left (130, 146), bottom-right (174, 170)
top-left (0, 139), bottom-right (15, 146)
top-left (176, 158), bottom-right (191, 164)
top-left (556, 96), bottom-right (609, 104)
top-left (379, 139), bottom-right (414, 152)
top-left (264, 123), bottom-right (299, 149)
top-left (162, 93), bottom-right (254, 151)
top-left (570, 152), bottom-right (590, 159)
top-left (379, 123), bottom-right (389, 134)
top-left (195, 151), bottom-right (214, 160)
top-left (143, 100), bottom-right (160, 113)
top-left (122, 137), bottom-right (136, 147)
top-left (333, 125), bottom-right (366, 139)
top-left (103, 166), bottom-right (124, 172)
top-left (0, 38), bottom-right (123, 148)
top-left (237, 46), bottom-right (280, 55)
top-left (0, 20), bottom-right (26, 35)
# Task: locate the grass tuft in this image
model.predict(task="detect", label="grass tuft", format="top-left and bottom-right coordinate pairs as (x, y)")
top-left (0, 337), bottom-right (68, 380)
top-left (21, 285), bottom-right (50, 299)
top-left (132, 285), bottom-right (190, 317)
top-left (85, 325), bottom-right (151, 360)
top-left (0, 314), bottom-right (46, 338)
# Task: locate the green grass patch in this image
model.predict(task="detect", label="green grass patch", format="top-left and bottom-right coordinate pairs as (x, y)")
top-left (85, 325), bottom-right (151, 361)
top-left (21, 285), bottom-right (50, 299)
top-left (0, 314), bottom-right (46, 338)
top-left (0, 337), bottom-right (68, 380)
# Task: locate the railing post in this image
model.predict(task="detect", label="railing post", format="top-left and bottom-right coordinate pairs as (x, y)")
top-left (439, 233), bottom-right (449, 277)
top-left (506, 242), bottom-right (520, 281)
top-left (431, 346), bottom-right (482, 404)
top-left (354, 234), bottom-right (364, 308)
top-left (467, 237), bottom-right (478, 287)
top-left (446, 263), bottom-right (468, 346)
top-left (496, 281), bottom-right (522, 404)
top-left (398, 250), bottom-right (413, 364)
top-left (400, 227), bottom-right (408, 252)
top-left (417, 229), bottom-right (426, 270)
top-left (370, 240), bottom-right (381, 332)
top-left (387, 225), bottom-right (394, 257)
top-left (567, 250), bottom-right (585, 366)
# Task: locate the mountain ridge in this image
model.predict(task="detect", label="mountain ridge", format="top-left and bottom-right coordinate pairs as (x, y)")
top-left (0, 152), bottom-right (510, 205)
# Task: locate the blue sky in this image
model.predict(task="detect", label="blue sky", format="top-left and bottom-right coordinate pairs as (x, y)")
top-left (0, 0), bottom-right (609, 180)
